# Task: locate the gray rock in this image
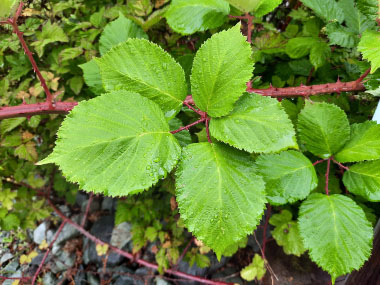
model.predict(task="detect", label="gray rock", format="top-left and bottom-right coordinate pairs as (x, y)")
top-left (58, 205), bottom-right (70, 215)
top-left (83, 215), bottom-right (124, 266)
top-left (86, 272), bottom-right (100, 285)
top-left (74, 265), bottom-right (86, 285)
top-left (102, 197), bottom-right (116, 212)
top-left (135, 267), bottom-right (156, 285)
top-left (2, 260), bottom-right (19, 274)
top-left (81, 199), bottom-right (100, 213)
top-left (43, 272), bottom-right (57, 285)
top-left (177, 260), bottom-right (207, 284)
top-left (52, 214), bottom-right (81, 254)
top-left (111, 222), bottom-right (132, 249)
top-left (76, 191), bottom-right (88, 206)
top-left (51, 251), bottom-right (75, 274)
top-left (114, 275), bottom-right (136, 285)
top-left (108, 265), bottom-right (134, 281)
top-left (33, 222), bottom-right (54, 245)
top-left (31, 253), bottom-right (51, 266)
top-left (2, 271), bottom-right (22, 285)
top-left (155, 276), bottom-right (171, 285)
top-left (212, 267), bottom-right (243, 284)
top-left (0, 252), bottom-right (13, 265)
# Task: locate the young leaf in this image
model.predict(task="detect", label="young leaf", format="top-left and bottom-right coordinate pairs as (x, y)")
top-left (335, 121), bottom-right (380, 163)
top-left (301, 0), bottom-right (345, 23)
top-left (99, 13), bottom-right (148, 56)
top-left (0, 0), bottom-right (17, 18)
top-left (256, 150), bottom-right (318, 205)
top-left (79, 59), bottom-right (105, 95)
top-left (240, 254), bottom-right (266, 281)
top-left (343, 160), bottom-right (380, 201)
top-left (297, 102), bottom-right (350, 159)
top-left (358, 30), bottom-right (380, 73)
top-left (176, 143), bottom-right (266, 258)
top-left (285, 37), bottom-right (319, 59)
top-left (165, 0), bottom-right (230, 35)
top-left (269, 210), bottom-right (306, 256)
top-left (96, 39), bottom-right (187, 119)
top-left (210, 93), bottom-right (297, 153)
top-left (309, 41), bottom-right (331, 69)
top-left (191, 24), bottom-right (253, 117)
top-left (38, 91), bottom-right (181, 197)
top-left (298, 194), bottom-right (373, 283)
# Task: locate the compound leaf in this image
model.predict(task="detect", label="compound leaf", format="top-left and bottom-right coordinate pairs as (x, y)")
top-left (297, 102), bottom-right (350, 159)
top-left (358, 30), bottom-right (380, 74)
top-left (96, 39), bottom-right (187, 119)
top-left (191, 24), bottom-right (253, 117)
top-left (176, 143), bottom-right (266, 258)
top-left (301, 0), bottom-right (345, 23)
top-left (256, 150), bottom-right (318, 205)
top-left (165, 0), bottom-right (230, 35)
top-left (38, 91), bottom-right (181, 197)
top-left (269, 210), bottom-right (306, 256)
top-left (335, 121), bottom-right (380, 163)
top-left (298, 194), bottom-right (373, 283)
top-left (326, 23), bottom-right (357, 48)
top-left (99, 13), bottom-right (148, 56)
top-left (210, 93), bottom-right (297, 153)
top-left (343, 160), bottom-right (380, 201)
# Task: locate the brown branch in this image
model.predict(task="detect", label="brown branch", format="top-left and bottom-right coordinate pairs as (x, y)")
top-left (2, 2), bottom-right (54, 108)
top-left (46, 199), bottom-right (232, 285)
top-left (31, 221), bottom-right (67, 285)
top-left (0, 101), bottom-right (78, 119)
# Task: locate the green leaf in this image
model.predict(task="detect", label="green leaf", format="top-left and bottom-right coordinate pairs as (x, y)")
top-left (191, 24), bottom-right (253, 117)
top-left (301, 0), bottom-right (345, 23)
top-left (343, 160), bottom-right (380, 201)
top-left (358, 30), bottom-right (380, 74)
top-left (297, 102), bottom-right (350, 159)
top-left (335, 121), bottom-right (380, 163)
top-left (338, 0), bottom-right (375, 34)
top-left (176, 143), bottom-right (266, 258)
top-left (99, 13), bottom-right (148, 56)
top-left (38, 90), bottom-right (181, 197)
top-left (169, 118), bottom-right (192, 147)
top-left (165, 0), bottom-right (230, 35)
top-left (69, 76), bottom-right (84, 95)
top-left (325, 23), bottom-right (357, 48)
top-left (356, 0), bottom-right (379, 21)
top-left (310, 41), bottom-right (331, 69)
top-left (210, 93), bottom-right (297, 153)
top-left (0, 0), bottom-right (17, 18)
top-left (59, 47), bottom-right (83, 63)
top-left (298, 194), bottom-right (373, 283)
top-left (96, 39), bottom-right (187, 119)
top-left (256, 150), bottom-right (318, 205)
top-left (240, 254), bottom-right (266, 281)
top-left (31, 21), bottom-right (69, 57)
top-left (1, 213), bottom-right (20, 231)
top-left (227, 0), bottom-right (261, 12)
top-left (285, 37), bottom-right (319, 59)
top-left (269, 210), bottom-right (306, 256)
top-left (0, 117), bottom-right (25, 135)
top-left (254, 0), bottom-right (282, 17)
top-left (79, 59), bottom-right (105, 95)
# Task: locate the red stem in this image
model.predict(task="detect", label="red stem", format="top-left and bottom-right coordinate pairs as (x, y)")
top-left (46, 199), bottom-right (231, 285)
top-left (31, 221), bottom-right (67, 285)
top-left (3, 2), bottom-right (54, 108)
top-left (246, 13), bottom-right (253, 44)
top-left (81, 193), bottom-right (94, 227)
top-left (313, 159), bottom-right (326, 166)
top-left (262, 204), bottom-right (271, 259)
top-left (356, 68), bottom-right (371, 83)
top-left (325, 158), bottom-right (331, 195)
top-left (332, 158), bottom-right (350, 171)
top-left (0, 101), bottom-right (78, 119)
top-left (170, 118), bottom-right (206, 134)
